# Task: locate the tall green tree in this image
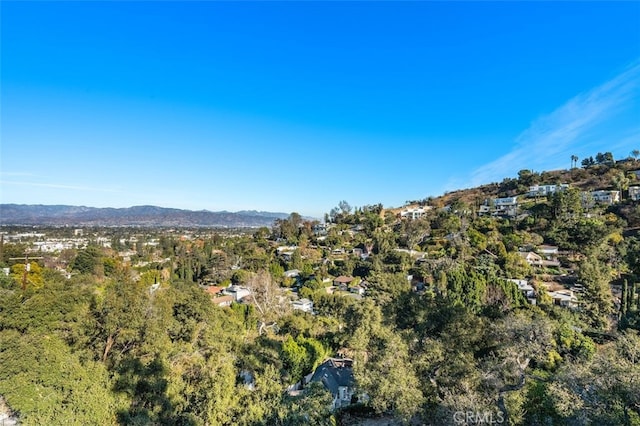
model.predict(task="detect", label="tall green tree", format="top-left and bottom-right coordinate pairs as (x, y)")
top-left (577, 255), bottom-right (614, 329)
top-left (353, 325), bottom-right (424, 421)
top-left (93, 280), bottom-right (151, 363)
top-left (72, 245), bottom-right (103, 275)
top-left (0, 330), bottom-right (119, 425)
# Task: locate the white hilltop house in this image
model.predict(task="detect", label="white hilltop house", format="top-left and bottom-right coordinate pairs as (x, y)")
top-left (291, 298), bottom-right (314, 313)
top-left (527, 184), bottom-right (569, 198)
top-left (479, 196), bottom-right (519, 217)
top-left (548, 289), bottom-right (579, 309)
top-left (223, 285), bottom-right (251, 302)
top-left (398, 206), bottom-right (432, 220)
top-left (590, 190), bottom-right (620, 205)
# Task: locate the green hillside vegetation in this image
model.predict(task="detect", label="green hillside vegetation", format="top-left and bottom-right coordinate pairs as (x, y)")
top-left (1, 151), bottom-right (639, 425)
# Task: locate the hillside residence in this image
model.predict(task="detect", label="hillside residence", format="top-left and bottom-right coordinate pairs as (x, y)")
top-left (507, 279), bottom-right (536, 304)
top-left (518, 251), bottom-right (542, 265)
top-left (308, 358), bottom-right (356, 410)
top-left (629, 186), bottom-right (640, 201)
top-left (538, 245), bottom-right (558, 256)
top-left (223, 285), bottom-right (251, 302)
top-left (212, 295), bottom-right (234, 307)
top-left (527, 184), bottom-right (569, 198)
top-left (548, 289), bottom-right (579, 309)
top-left (538, 245), bottom-right (559, 261)
top-left (570, 283), bottom-right (585, 294)
top-left (494, 196), bottom-right (518, 210)
top-left (590, 190), bottom-right (620, 205)
top-left (313, 223), bottom-right (328, 236)
top-left (333, 276), bottom-right (355, 289)
top-left (283, 269), bottom-right (300, 279)
top-left (291, 298), bottom-right (314, 313)
top-left (206, 286), bottom-right (224, 296)
top-left (480, 196), bottom-right (518, 217)
top-left (518, 251), bottom-right (560, 268)
top-left (398, 206), bottom-right (431, 220)
top-left (478, 204), bottom-right (491, 214)
top-left (349, 285), bottom-right (365, 296)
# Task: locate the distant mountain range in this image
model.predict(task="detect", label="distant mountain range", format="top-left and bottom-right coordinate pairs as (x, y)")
top-left (0, 204), bottom-right (295, 228)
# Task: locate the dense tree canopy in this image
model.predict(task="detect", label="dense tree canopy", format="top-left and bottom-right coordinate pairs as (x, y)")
top-left (2, 160), bottom-right (640, 424)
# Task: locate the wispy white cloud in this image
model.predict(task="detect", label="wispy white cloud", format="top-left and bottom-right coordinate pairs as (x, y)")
top-left (467, 61), bottom-right (640, 187)
top-left (0, 180), bottom-right (120, 193)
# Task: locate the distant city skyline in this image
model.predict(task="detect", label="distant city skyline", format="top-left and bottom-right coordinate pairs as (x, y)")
top-left (2, 2), bottom-right (639, 218)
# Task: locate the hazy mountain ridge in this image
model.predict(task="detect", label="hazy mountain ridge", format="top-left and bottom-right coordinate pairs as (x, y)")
top-left (0, 204), bottom-right (293, 227)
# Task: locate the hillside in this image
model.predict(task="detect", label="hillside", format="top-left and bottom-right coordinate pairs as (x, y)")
top-left (407, 157), bottom-right (639, 208)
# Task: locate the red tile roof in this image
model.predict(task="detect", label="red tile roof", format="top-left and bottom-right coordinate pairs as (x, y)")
top-left (206, 286), bottom-right (224, 295)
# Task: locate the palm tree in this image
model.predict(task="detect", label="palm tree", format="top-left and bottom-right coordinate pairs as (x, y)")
top-left (631, 149), bottom-right (640, 162)
top-left (571, 155), bottom-right (579, 169)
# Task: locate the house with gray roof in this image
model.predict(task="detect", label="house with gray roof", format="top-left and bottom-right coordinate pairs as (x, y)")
top-left (308, 358), bottom-right (356, 410)
top-left (507, 278), bottom-right (537, 305)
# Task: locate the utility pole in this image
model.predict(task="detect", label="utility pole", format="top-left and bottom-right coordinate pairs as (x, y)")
top-left (9, 255), bottom-right (44, 291)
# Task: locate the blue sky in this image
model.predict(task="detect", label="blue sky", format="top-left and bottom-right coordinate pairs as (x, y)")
top-left (1, 2), bottom-right (639, 218)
